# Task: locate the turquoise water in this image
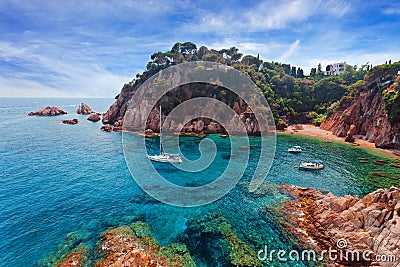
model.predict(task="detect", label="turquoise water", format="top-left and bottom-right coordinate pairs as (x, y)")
top-left (0, 98), bottom-right (399, 266)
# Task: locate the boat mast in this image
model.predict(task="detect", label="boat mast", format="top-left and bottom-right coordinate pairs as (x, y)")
top-left (159, 105), bottom-right (162, 154)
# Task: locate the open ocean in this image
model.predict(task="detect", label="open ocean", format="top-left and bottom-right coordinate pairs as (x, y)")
top-left (0, 98), bottom-right (399, 266)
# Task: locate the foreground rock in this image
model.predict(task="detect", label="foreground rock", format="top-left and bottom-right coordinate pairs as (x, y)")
top-left (47, 222), bottom-right (195, 267)
top-left (54, 247), bottom-right (87, 267)
top-left (87, 113), bottom-right (101, 122)
top-left (62, 119), bottom-right (78, 125)
top-left (277, 184), bottom-right (400, 266)
top-left (76, 103), bottom-right (93, 115)
top-left (95, 222), bottom-right (195, 267)
top-left (28, 106), bottom-right (67, 116)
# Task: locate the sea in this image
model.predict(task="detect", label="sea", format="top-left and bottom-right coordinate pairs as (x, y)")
top-left (0, 98), bottom-right (399, 267)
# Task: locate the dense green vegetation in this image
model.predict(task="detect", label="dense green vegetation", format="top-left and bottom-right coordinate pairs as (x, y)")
top-left (130, 42), bottom-right (380, 129)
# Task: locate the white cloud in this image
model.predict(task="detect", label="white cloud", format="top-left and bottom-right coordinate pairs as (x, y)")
top-left (277, 40), bottom-right (300, 62)
top-left (382, 2), bottom-right (400, 15)
top-left (188, 0), bottom-right (351, 33)
top-left (0, 40), bottom-right (132, 97)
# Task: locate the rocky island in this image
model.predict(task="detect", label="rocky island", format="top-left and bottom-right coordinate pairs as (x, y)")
top-left (62, 118), bottom-right (78, 125)
top-left (76, 103), bottom-right (93, 115)
top-left (28, 106), bottom-right (67, 116)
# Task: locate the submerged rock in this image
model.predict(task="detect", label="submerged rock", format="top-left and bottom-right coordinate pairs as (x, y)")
top-left (62, 119), bottom-right (78, 125)
top-left (182, 212), bottom-right (261, 267)
top-left (76, 103), bottom-right (93, 115)
top-left (277, 184), bottom-right (400, 266)
top-left (28, 106), bottom-right (67, 116)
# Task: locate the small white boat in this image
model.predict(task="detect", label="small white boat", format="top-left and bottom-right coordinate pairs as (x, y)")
top-left (148, 106), bottom-right (182, 163)
top-left (148, 153), bottom-right (182, 163)
top-left (288, 146), bottom-right (302, 153)
top-left (299, 160), bottom-right (324, 170)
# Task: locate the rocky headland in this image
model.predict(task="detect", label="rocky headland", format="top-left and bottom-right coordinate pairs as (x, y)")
top-left (28, 106), bottom-right (67, 116)
top-left (102, 83), bottom-right (262, 135)
top-left (321, 65), bottom-right (400, 149)
top-left (275, 184), bottom-right (400, 266)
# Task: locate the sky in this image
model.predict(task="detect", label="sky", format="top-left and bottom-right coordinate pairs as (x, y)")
top-left (0, 0), bottom-right (400, 97)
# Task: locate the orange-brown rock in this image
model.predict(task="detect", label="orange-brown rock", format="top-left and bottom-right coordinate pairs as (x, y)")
top-left (345, 124), bottom-right (357, 143)
top-left (94, 226), bottom-right (163, 267)
top-left (277, 184), bottom-right (400, 266)
top-left (28, 106), bottom-right (67, 116)
top-left (292, 124), bottom-right (304, 131)
top-left (54, 247), bottom-right (86, 267)
top-left (94, 223), bottom-right (195, 267)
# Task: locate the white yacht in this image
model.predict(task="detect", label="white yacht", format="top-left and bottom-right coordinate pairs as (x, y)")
top-left (299, 160), bottom-right (324, 170)
top-left (147, 106), bottom-right (182, 163)
top-left (288, 146), bottom-right (302, 153)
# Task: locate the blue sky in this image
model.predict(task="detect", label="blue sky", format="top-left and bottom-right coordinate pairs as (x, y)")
top-left (0, 0), bottom-right (399, 97)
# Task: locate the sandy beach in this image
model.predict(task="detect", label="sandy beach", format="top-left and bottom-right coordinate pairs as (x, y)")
top-left (280, 124), bottom-right (400, 160)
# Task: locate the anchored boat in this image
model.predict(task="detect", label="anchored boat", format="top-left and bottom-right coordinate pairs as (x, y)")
top-left (288, 146), bottom-right (302, 153)
top-left (147, 106), bottom-right (182, 163)
top-left (299, 160), bottom-right (324, 170)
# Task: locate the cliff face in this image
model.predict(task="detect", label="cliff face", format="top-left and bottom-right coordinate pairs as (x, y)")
top-left (321, 72), bottom-right (400, 149)
top-left (103, 82), bottom-right (262, 135)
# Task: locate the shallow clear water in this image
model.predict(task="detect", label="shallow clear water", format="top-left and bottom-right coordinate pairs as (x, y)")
top-left (0, 98), bottom-right (399, 266)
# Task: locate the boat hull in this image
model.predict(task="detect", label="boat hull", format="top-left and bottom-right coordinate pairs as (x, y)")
top-left (148, 155), bottom-right (182, 163)
top-left (299, 163), bottom-right (324, 170)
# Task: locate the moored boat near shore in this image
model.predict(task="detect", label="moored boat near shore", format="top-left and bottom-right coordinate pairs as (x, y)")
top-left (299, 160), bottom-right (324, 170)
top-left (288, 146), bottom-right (302, 153)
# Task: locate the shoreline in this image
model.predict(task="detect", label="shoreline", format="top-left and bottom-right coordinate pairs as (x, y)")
top-left (279, 124), bottom-right (400, 160)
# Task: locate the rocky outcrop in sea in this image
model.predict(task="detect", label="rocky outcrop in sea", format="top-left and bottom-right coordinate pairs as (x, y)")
top-left (276, 184), bottom-right (400, 266)
top-left (62, 119), bottom-right (78, 125)
top-left (28, 106), bottom-right (67, 116)
top-left (87, 113), bottom-right (101, 122)
top-left (76, 103), bottom-right (93, 115)
top-left (321, 68), bottom-right (400, 149)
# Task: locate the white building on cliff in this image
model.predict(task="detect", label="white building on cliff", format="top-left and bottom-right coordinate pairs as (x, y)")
top-left (325, 62), bottom-right (346, 75)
